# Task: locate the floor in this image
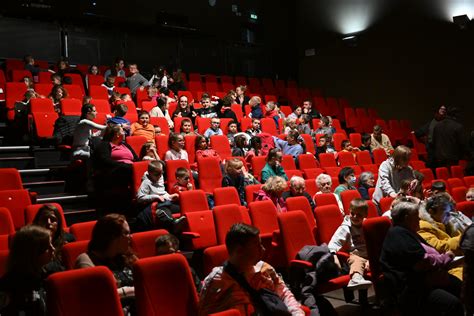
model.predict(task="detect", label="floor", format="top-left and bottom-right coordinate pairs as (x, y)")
top-left (324, 287), bottom-right (383, 315)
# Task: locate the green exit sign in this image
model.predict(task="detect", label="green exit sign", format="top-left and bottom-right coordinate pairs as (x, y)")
top-left (250, 13), bottom-right (258, 20)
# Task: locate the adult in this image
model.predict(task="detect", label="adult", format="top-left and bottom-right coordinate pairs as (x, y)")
top-left (333, 167), bottom-right (357, 198)
top-left (0, 225), bottom-right (54, 315)
top-left (287, 106), bottom-right (302, 121)
top-left (131, 110), bottom-right (155, 143)
top-left (282, 176), bottom-right (316, 211)
top-left (373, 145), bottom-right (414, 207)
top-left (302, 99), bottom-right (321, 120)
top-left (314, 173), bottom-right (345, 214)
top-left (199, 223), bottom-right (305, 315)
top-left (415, 105), bottom-right (447, 168)
top-left (380, 201), bottom-right (463, 315)
top-left (357, 171), bottom-right (375, 200)
top-left (23, 54), bottom-right (53, 77)
top-left (172, 95), bottom-right (197, 124)
top-left (254, 176), bottom-right (288, 212)
top-left (235, 85), bottom-right (250, 110)
top-left (260, 148), bottom-right (288, 183)
top-left (274, 130), bottom-right (305, 159)
top-left (164, 133), bottom-right (188, 161)
top-left (150, 96), bottom-right (174, 128)
top-left (432, 107), bottom-right (467, 168)
top-left (76, 214), bottom-right (137, 309)
top-left (72, 104), bottom-right (106, 159)
top-left (370, 125), bottom-right (394, 155)
top-left (104, 58), bottom-right (126, 79)
top-left (126, 63), bottom-right (149, 97)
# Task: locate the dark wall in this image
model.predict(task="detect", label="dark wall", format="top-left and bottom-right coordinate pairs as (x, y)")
top-left (296, 4), bottom-right (474, 131)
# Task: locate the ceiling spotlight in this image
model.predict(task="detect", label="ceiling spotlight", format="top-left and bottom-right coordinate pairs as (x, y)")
top-left (453, 14), bottom-right (470, 29)
top-left (342, 34), bottom-right (358, 47)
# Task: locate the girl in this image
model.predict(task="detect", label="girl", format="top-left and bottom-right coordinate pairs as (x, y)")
top-left (231, 134), bottom-right (248, 157)
top-left (49, 85), bottom-right (68, 113)
top-left (195, 135), bottom-right (221, 163)
top-left (150, 96), bottom-right (174, 128)
top-left (164, 133), bottom-right (188, 161)
top-left (139, 142), bottom-right (160, 161)
top-left (222, 158), bottom-right (259, 206)
top-left (254, 176), bottom-right (288, 212)
top-left (131, 110), bottom-right (155, 143)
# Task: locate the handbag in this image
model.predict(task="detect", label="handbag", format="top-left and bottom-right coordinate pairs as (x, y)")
top-left (224, 261), bottom-right (291, 316)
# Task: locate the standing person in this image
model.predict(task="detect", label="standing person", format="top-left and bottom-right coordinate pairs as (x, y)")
top-left (104, 58), bottom-right (126, 79)
top-left (415, 105), bottom-right (447, 168)
top-left (370, 125), bottom-right (394, 155)
top-left (126, 63), bottom-right (149, 97)
top-left (432, 107), bottom-right (467, 168)
top-left (373, 145), bottom-right (414, 207)
top-left (0, 226), bottom-right (55, 316)
top-left (199, 223), bottom-right (305, 315)
top-left (71, 104), bottom-right (106, 159)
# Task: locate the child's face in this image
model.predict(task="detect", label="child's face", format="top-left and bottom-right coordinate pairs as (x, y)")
top-left (174, 136), bottom-right (185, 149)
top-left (319, 138), bottom-right (327, 146)
top-left (350, 208), bottom-right (367, 226)
top-left (139, 114), bottom-right (150, 126)
top-left (182, 121), bottom-right (192, 133)
top-left (106, 76), bottom-right (116, 85)
top-left (148, 168), bottom-right (163, 182)
top-left (154, 126), bottom-right (162, 134)
top-left (122, 94), bottom-right (132, 102)
top-left (91, 66), bottom-right (99, 75)
top-left (252, 120), bottom-right (260, 130)
top-left (201, 99), bottom-right (211, 108)
top-left (199, 138), bottom-right (208, 149)
top-left (344, 142), bottom-right (353, 151)
top-left (228, 124), bottom-right (237, 133)
top-left (177, 174), bottom-right (191, 186)
top-left (156, 241), bottom-right (178, 255)
top-left (467, 191), bottom-right (474, 201)
top-left (228, 164), bottom-right (244, 176)
top-left (148, 144), bottom-right (156, 152)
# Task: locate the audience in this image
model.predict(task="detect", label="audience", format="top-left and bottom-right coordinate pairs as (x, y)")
top-left (246, 118), bottom-right (262, 136)
top-left (314, 173), bottom-right (345, 214)
top-left (313, 116), bottom-right (334, 137)
top-left (222, 158), bottom-right (259, 206)
top-left (195, 135), bottom-right (221, 163)
top-left (282, 176), bottom-right (316, 211)
top-left (126, 63), bottom-right (149, 97)
top-left (179, 118), bottom-right (197, 136)
top-left (150, 96), bottom-right (174, 128)
top-left (104, 58), bottom-right (126, 79)
top-left (72, 103), bottom-right (106, 159)
top-left (164, 133), bottom-right (188, 161)
top-left (370, 125), bottom-right (394, 155)
top-left (274, 130), bottom-right (304, 159)
top-left (357, 171), bottom-right (375, 200)
top-left (333, 167), bottom-right (357, 198)
top-left (261, 148), bottom-right (288, 183)
top-left (302, 99), bottom-right (321, 120)
top-left (130, 110), bottom-right (155, 143)
top-left (203, 117), bottom-right (223, 138)
top-left (254, 176), bottom-right (288, 212)
top-left (248, 96), bottom-right (263, 119)
top-left (139, 142), bottom-right (160, 161)
top-left (235, 85), bottom-right (250, 108)
top-left (170, 167), bottom-right (194, 194)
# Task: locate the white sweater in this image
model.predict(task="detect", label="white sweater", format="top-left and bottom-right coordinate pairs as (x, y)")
top-left (328, 216), bottom-right (367, 258)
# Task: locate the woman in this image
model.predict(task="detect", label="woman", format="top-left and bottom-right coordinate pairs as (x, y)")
top-left (72, 104), bottom-right (106, 159)
top-left (314, 173), bottom-right (345, 214)
top-left (164, 133), bottom-right (188, 161)
top-left (287, 106), bottom-right (302, 121)
top-left (49, 85), bottom-right (68, 113)
top-left (195, 135), bottom-right (221, 162)
top-left (418, 194), bottom-right (464, 280)
top-left (333, 167), bottom-right (357, 199)
top-left (261, 148), bottom-right (288, 183)
top-left (380, 201), bottom-right (463, 315)
top-left (32, 204), bottom-right (75, 275)
top-left (150, 96), bottom-right (174, 128)
top-left (0, 225), bottom-right (54, 315)
top-left (254, 176), bottom-right (287, 212)
top-left (373, 145), bottom-right (414, 207)
top-left (131, 110), bottom-right (155, 144)
top-left (235, 85), bottom-right (250, 108)
top-left (357, 171), bottom-right (375, 200)
top-left (172, 95), bottom-right (197, 124)
top-left (76, 214), bottom-right (137, 311)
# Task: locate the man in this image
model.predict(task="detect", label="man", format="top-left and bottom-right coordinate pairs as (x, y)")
top-left (104, 58), bottom-right (126, 79)
top-left (246, 118), bottom-right (262, 137)
top-left (302, 99), bottom-right (321, 120)
top-left (203, 118), bottom-right (223, 138)
top-left (273, 130), bottom-right (304, 159)
top-left (370, 125), bottom-right (394, 155)
top-left (282, 176), bottom-right (316, 211)
top-left (198, 223), bottom-right (305, 316)
top-left (126, 63), bottom-right (149, 97)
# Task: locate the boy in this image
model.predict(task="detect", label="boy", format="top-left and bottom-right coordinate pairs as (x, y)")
top-left (101, 74), bottom-right (116, 96)
top-left (328, 198), bottom-right (372, 290)
top-left (135, 161), bottom-right (185, 233)
top-left (297, 114), bottom-right (311, 135)
top-left (245, 118), bottom-right (261, 136)
top-left (203, 118), bottom-right (223, 138)
top-left (227, 121), bottom-right (238, 146)
top-left (107, 103), bottom-right (130, 133)
top-left (170, 167), bottom-right (194, 195)
top-left (198, 93), bottom-right (218, 118)
top-left (248, 96), bottom-right (263, 119)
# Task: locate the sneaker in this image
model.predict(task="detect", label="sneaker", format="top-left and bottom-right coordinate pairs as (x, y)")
top-left (347, 273), bottom-right (372, 290)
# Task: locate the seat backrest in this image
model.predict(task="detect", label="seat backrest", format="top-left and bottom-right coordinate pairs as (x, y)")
top-left (304, 179), bottom-right (318, 197)
top-left (300, 134), bottom-right (316, 155)
top-left (435, 167), bottom-right (450, 180)
top-left (47, 266), bottom-right (123, 316)
top-left (179, 190), bottom-right (209, 214)
top-left (61, 240), bottom-right (90, 270)
top-left (451, 186), bottom-right (467, 203)
top-left (278, 211), bottom-right (316, 266)
top-left (87, 74), bottom-right (104, 87)
top-left (184, 135), bottom-right (196, 163)
top-left (11, 69), bottom-right (32, 82)
top-left (286, 196), bottom-right (316, 228)
top-left (420, 168), bottom-right (435, 185)
top-left (155, 134), bottom-right (169, 159)
top-left (131, 229), bottom-right (168, 259)
top-left (373, 149), bottom-right (388, 165)
top-left (281, 155), bottom-right (297, 170)
top-left (185, 210), bottom-right (217, 250)
top-left (456, 201), bottom-right (474, 218)
top-left (0, 207), bottom-right (15, 235)
top-left (0, 250), bottom-right (8, 277)
top-left (248, 200), bottom-right (279, 235)
top-left (355, 151), bottom-right (373, 165)
top-left (340, 190), bottom-right (362, 215)
top-left (33, 112), bottom-right (59, 138)
top-left (0, 189), bottom-right (31, 229)
top-left (197, 157), bottom-right (223, 193)
top-left (303, 168), bottom-right (325, 179)
top-left (213, 204), bottom-right (245, 244)
top-left (245, 184), bottom-right (262, 206)
top-left (251, 156), bottom-right (267, 181)
top-left (89, 85), bottom-right (109, 100)
top-left (298, 154), bottom-right (318, 170)
top-left (63, 84), bottom-right (84, 100)
top-left (24, 203), bottom-right (68, 229)
top-left (338, 152), bottom-right (356, 167)
top-left (126, 136), bottom-right (148, 158)
top-left (319, 153), bottom-right (337, 168)
top-left (451, 165), bottom-right (464, 179)
top-left (362, 217), bottom-right (392, 285)
top-left (69, 220), bottom-right (97, 241)
top-left (464, 176), bottom-right (474, 187)
top-left (313, 205), bottom-right (344, 245)
top-left (313, 193), bottom-right (338, 207)
top-left (214, 187), bottom-right (241, 206)
top-left (210, 135), bottom-right (232, 159)
top-left (203, 244), bottom-right (229, 276)
top-left (30, 98), bottom-right (55, 113)
top-left (379, 196), bottom-right (395, 213)
top-left (349, 133), bottom-right (362, 148)
top-left (0, 168), bottom-right (23, 190)
top-left (447, 177), bottom-right (465, 189)
top-left (133, 254), bottom-right (199, 316)
top-left (261, 118), bottom-right (278, 135)
top-left (132, 161), bottom-right (150, 197)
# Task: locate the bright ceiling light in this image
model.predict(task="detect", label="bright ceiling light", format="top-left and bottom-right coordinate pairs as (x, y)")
top-left (441, 0), bottom-right (474, 20)
top-left (333, 3), bottom-right (375, 34)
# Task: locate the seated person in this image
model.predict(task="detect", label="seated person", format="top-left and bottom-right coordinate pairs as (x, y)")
top-left (339, 139), bottom-right (360, 159)
top-left (139, 142), bottom-right (160, 161)
top-left (222, 158), bottom-right (259, 206)
top-left (282, 176), bottom-right (316, 211)
top-left (71, 104), bottom-right (106, 159)
top-left (170, 167), bottom-right (194, 195)
top-left (226, 121), bottom-right (239, 146)
top-left (273, 130), bottom-right (304, 159)
top-left (254, 176), bottom-right (287, 213)
top-left (172, 95), bottom-right (197, 121)
top-left (198, 223), bottom-right (305, 315)
top-left (314, 173), bottom-right (344, 214)
top-left (370, 125), bottom-right (394, 155)
top-left (49, 85), bottom-right (68, 113)
top-left (283, 117), bottom-right (298, 135)
top-left (248, 96), bottom-right (263, 119)
top-left (135, 161), bottom-right (184, 233)
top-left (359, 133), bottom-right (372, 154)
top-left (155, 234), bottom-right (202, 291)
top-left (32, 204), bottom-right (76, 275)
top-left (261, 148), bottom-right (288, 183)
top-left (245, 118), bottom-right (261, 137)
top-left (297, 114), bottom-right (311, 135)
top-left (328, 198), bottom-right (373, 290)
top-left (231, 134), bottom-right (248, 157)
top-left (217, 92), bottom-right (239, 123)
top-left (150, 96), bottom-right (173, 128)
top-left (102, 73), bottom-right (116, 96)
top-left (107, 103), bottom-right (130, 130)
top-left (164, 133), bottom-right (188, 161)
top-left (288, 106), bottom-right (302, 121)
top-left (179, 118), bottom-right (197, 136)
top-left (131, 110), bottom-right (155, 144)
top-left (245, 136), bottom-right (263, 165)
top-left (334, 167), bottom-right (357, 198)
top-left (264, 101), bottom-right (280, 129)
top-left (357, 171), bottom-right (375, 200)
top-left (461, 223), bottom-right (474, 314)
top-left (0, 225), bottom-right (54, 315)
top-left (313, 116), bottom-right (334, 138)
top-left (195, 135), bottom-right (221, 163)
top-left (467, 187), bottom-right (474, 201)
top-left (302, 99), bottom-right (321, 120)
top-left (197, 93), bottom-right (218, 118)
top-left (75, 214), bottom-right (137, 310)
top-left (203, 117), bottom-right (223, 138)
top-left (315, 134), bottom-right (336, 159)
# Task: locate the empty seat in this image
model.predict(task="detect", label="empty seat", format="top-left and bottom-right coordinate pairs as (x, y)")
top-left (126, 136), bottom-right (148, 158)
top-left (198, 157), bottom-right (223, 193)
top-left (456, 201), bottom-right (474, 218)
top-left (131, 229), bottom-right (168, 258)
top-left (313, 193), bottom-right (339, 207)
top-left (0, 189), bottom-right (31, 229)
top-left (451, 187), bottom-right (467, 203)
top-left (30, 98), bottom-right (55, 113)
top-left (63, 84), bottom-right (84, 100)
top-left (213, 187), bottom-right (241, 206)
top-left (410, 160), bottom-right (426, 170)
top-left (372, 149), bottom-right (388, 165)
top-left (349, 133), bottom-right (362, 148)
top-left (451, 166), bottom-right (464, 179)
top-left (69, 221), bottom-right (97, 241)
top-left (314, 205), bottom-right (344, 245)
top-left (285, 196), bottom-right (316, 231)
top-left (89, 85), bottom-right (109, 100)
top-left (319, 153), bottom-right (338, 168)
top-left (11, 69), bottom-right (32, 82)
top-left (183, 210), bottom-right (217, 250)
top-left (47, 266), bottom-right (123, 316)
top-left (248, 200), bottom-right (279, 243)
top-left (340, 190), bottom-right (362, 215)
top-left (33, 112), bottom-right (58, 138)
top-left (87, 74), bottom-right (104, 87)
top-left (0, 207), bottom-right (15, 235)
top-left (179, 190), bottom-right (209, 214)
top-left (213, 204), bottom-right (246, 244)
top-left (203, 244), bottom-right (229, 276)
top-left (61, 98), bottom-right (82, 115)
top-left (338, 152), bottom-right (357, 167)
top-left (210, 135), bottom-right (232, 159)
top-left (447, 178), bottom-right (465, 190)
top-left (464, 176), bottom-right (474, 187)
top-left (356, 151), bottom-right (373, 165)
top-left (435, 167), bottom-right (450, 180)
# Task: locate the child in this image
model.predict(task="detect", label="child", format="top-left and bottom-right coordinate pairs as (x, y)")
top-left (222, 158), bottom-right (259, 206)
top-left (467, 187), bottom-right (474, 201)
top-left (131, 110), bottom-right (155, 143)
top-left (197, 93), bottom-right (218, 118)
top-left (195, 135), bottom-right (221, 163)
top-left (139, 142), bottom-right (160, 161)
top-left (245, 118), bottom-right (261, 136)
top-left (170, 167), bottom-right (194, 194)
top-left (283, 117), bottom-right (298, 135)
top-left (359, 133), bottom-right (372, 153)
top-left (248, 96), bottom-right (263, 119)
top-left (164, 133), bottom-right (188, 161)
top-left (101, 74), bottom-right (116, 96)
top-left (135, 161), bottom-right (184, 233)
top-left (328, 198), bottom-right (372, 290)
top-left (339, 140), bottom-right (360, 160)
top-left (231, 134), bottom-right (248, 157)
top-left (264, 101), bottom-right (279, 129)
top-left (227, 121), bottom-right (239, 146)
top-left (297, 114), bottom-right (311, 135)
top-left (108, 103), bottom-right (130, 129)
top-left (203, 117), bottom-right (223, 138)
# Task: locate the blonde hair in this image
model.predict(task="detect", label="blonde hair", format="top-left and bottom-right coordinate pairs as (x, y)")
top-left (262, 176), bottom-right (288, 194)
top-left (249, 96), bottom-right (261, 106)
top-left (237, 85), bottom-right (247, 93)
top-left (392, 145), bottom-right (411, 169)
top-left (225, 158), bottom-right (244, 174)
